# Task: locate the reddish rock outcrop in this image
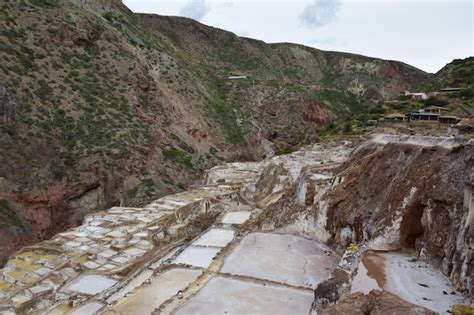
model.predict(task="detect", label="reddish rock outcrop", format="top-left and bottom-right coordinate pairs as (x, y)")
top-left (303, 101), bottom-right (334, 126)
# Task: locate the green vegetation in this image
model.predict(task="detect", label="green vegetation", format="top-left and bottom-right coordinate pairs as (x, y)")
top-left (163, 147), bottom-right (194, 171)
top-left (316, 89), bottom-right (363, 119)
top-left (460, 88), bottom-right (474, 98)
top-left (103, 12), bottom-right (115, 23)
top-left (204, 69), bottom-right (246, 145)
top-left (275, 147), bottom-right (295, 156)
top-left (170, 133), bottom-right (195, 154)
top-left (1, 28), bottom-right (26, 43)
top-left (0, 199), bottom-right (24, 230)
top-left (423, 57), bottom-right (474, 90)
top-left (424, 96), bottom-right (448, 107)
top-left (0, 0), bottom-right (454, 195)
top-left (30, 0), bottom-right (60, 8)
top-left (127, 178), bottom-right (162, 205)
top-left (207, 146), bottom-right (223, 160)
top-left (34, 80), bottom-right (53, 102)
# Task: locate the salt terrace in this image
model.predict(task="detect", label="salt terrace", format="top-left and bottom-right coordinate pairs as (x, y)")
top-left (0, 141), bottom-right (352, 314)
top-left (0, 136), bottom-right (467, 314)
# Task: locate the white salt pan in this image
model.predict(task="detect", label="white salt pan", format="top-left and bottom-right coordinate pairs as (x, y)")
top-left (112, 269), bottom-right (202, 314)
top-left (221, 233), bottom-right (339, 288)
top-left (172, 246), bottom-right (221, 268)
top-left (174, 276), bottom-right (314, 315)
top-left (64, 275), bottom-right (117, 295)
top-left (191, 228), bottom-right (235, 248)
top-left (70, 302), bottom-right (104, 315)
top-left (221, 212), bottom-right (252, 225)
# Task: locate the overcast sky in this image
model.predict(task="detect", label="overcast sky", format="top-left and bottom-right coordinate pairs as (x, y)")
top-left (123, 0), bottom-right (473, 73)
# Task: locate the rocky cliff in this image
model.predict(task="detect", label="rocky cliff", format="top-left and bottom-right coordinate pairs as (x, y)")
top-left (324, 139), bottom-right (473, 293)
top-left (0, 134), bottom-right (470, 314)
top-left (264, 138), bottom-right (473, 294)
top-left (249, 136), bottom-right (472, 310)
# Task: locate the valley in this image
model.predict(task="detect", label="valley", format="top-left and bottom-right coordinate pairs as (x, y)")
top-left (0, 134), bottom-right (472, 314)
top-left (0, 0), bottom-right (473, 313)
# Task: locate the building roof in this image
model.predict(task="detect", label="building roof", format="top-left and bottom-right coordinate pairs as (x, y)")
top-left (384, 113), bottom-right (406, 118)
top-left (423, 106), bottom-right (447, 111)
top-left (441, 87), bottom-right (464, 92)
top-left (228, 75), bottom-right (248, 79)
top-left (410, 112), bottom-right (439, 116)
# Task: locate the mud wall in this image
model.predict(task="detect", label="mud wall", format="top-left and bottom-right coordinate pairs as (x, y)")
top-left (325, 142), bottom-right (473, 293)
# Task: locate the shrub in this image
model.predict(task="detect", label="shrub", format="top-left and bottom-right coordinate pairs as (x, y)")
top-left (0, 199), bottom-right (24, 230)
top-left (30, 0), bottom-right (60, 8)
top-left (424, 96), bottom-right (448, 107)
top-left (275, 147), bottom-right (295, 156)
top-left (343, 122), bottom-right (353, 133)
top-left (34, 80), bottom-right (53, 101)
top-left (162, 147), bottom-right (194, 170)
top-left (460, 88), bottom-right (474, 98)
top-left (103, 12), bottom-right (115, 22)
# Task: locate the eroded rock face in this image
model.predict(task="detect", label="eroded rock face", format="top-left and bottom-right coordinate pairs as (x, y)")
top-left (249, 137), bottom-right (472, 310)
top-left (0, 172), bottom-right (123, 265)
top-left (320, 290), bottom-right (435, 315)
top-left (253, 163), bottom-right (290, 208)
top-left (0, 136), bottom-right (470, 314)
top-left (325, 142), bottom-right (474, 293)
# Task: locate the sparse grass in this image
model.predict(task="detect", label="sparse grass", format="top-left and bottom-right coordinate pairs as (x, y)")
top-left (1, 28), bottom-right (26, 43)
top-left (0, 199), bottom-right (24, 230)
top-left (275, 147), bottom-right (295, 156)
top-left (34, 79), bottom-right (53, 101)
top-left (103, 12), bottom-right (115, 23)
top-left (127, 178), bottom-right (162, 205)
top-left (30, 0), bottom-right (60, 8)
top-left (205, 69), bottom-right (246, 145)
top-left (163, 147), bottom-right (194, 170)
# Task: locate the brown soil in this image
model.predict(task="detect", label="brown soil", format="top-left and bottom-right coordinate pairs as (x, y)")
top-left (363, 251), bottom-right (387, 289)
top-left (321, 290), bottom-right (435, 315)
top-left (325, 142), bottom-right (474, 293)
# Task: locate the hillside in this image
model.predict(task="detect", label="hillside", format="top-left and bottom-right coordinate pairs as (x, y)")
top-left (423, 57), bottom-right (474, 90)
top-left (0, 0), bottom-right (429, 261)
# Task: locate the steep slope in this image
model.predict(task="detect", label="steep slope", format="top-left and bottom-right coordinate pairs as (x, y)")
top-left (423, 57), bottom-right (474, 90)
top-left (0, 0), bottom-right (428, 262)
top-left (325, 141), bottom-right (473, 293)
top-left (138, 14), bottom-right (427, 147)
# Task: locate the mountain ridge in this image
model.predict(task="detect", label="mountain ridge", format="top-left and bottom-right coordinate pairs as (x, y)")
top-left (0, 0), bottom-right (468, 264)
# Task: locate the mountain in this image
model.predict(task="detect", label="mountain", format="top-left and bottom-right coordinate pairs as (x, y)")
top-left (422, 57), bottom-right (474, 90)
top-left (0, 0), bottom-right (429, 262)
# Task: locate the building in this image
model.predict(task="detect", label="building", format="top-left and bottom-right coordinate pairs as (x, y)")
top-left (383, 113), bottom-right (407, 122)
top-left (440, 87), bottom-right (464, 93)
top-left (409, 112), bottom-right (439, 121)
top-left (400, 91), bottom-right (428, 100)
top-left (422, 106), bottom-right (448, 114)
top-left (228, 75), bottom-right (248, 80)
top-left (407, 106), bottom-right (447, 122)
top-left (438, 116), bottom-right (460, 124)
top-left (367, 119), bottom-right (378, 126)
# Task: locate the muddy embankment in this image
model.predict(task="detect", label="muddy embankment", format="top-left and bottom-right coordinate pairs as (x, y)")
top-left (326, 141), bottom-right (473, 294)
top-left (254, 137), bottom-right (473, 311)
top-left (0, 171), bottom-right (124, 266)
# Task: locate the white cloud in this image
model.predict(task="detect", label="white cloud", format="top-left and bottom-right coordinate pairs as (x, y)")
top-left (179, 0), bottom-right (209, 21)
top-left (123, 0), bottom-right (473, 73)
top-left (300, 0), bottom-right (341, 28)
